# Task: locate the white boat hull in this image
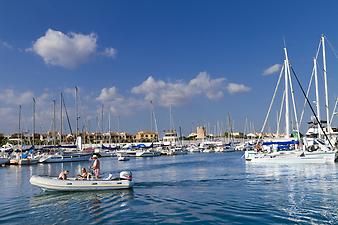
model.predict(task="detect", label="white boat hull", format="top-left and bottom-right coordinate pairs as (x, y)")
top-left (118, 156), bottom-right (129, 161)
top-left (135, 151), bottom-right (160, 157)
top-left (39, 153), bottom-right (91, 163)
top-left (30, 175), bottom-right (133, 191)
top-left (245, 150), bottom-right (337, 164)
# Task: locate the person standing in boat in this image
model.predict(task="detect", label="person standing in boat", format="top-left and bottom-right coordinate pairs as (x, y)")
top-left (91, 155), bottom-right (100, 179)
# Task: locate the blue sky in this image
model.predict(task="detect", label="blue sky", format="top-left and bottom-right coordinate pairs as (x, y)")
top-left (1, 0), bottom-right (338, 135)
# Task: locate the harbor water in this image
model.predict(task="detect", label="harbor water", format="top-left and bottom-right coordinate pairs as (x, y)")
top-left (1, 152), bottom-right (338, 224)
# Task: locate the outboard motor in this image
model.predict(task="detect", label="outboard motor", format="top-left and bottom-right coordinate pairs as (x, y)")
top-left (120, 171), bottom-right (132, 180)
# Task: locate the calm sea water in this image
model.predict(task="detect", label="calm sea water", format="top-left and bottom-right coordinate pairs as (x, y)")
top-left (1, 152), bottom-right (338, 224)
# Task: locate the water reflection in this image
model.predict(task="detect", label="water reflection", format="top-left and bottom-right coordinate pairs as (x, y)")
top-left (29, 189), bottom-right (134, 223)
top-left (244, 163), bottom-right (338, 224)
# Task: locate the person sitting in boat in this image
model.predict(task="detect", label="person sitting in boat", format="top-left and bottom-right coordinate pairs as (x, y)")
top-left (77, 168), bottom-right (90, 180)
top-left (91, 155), bottom-right (100, 179)
top-left (255, 141), bottom-right (263, 152)
top-left (58, 170), bottom-right (69, 180)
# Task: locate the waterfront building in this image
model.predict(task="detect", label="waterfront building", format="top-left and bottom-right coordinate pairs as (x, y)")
top-left (196, 126), bottom-right (206, 139)
top-left (135, 131), bottom-right (158, 142)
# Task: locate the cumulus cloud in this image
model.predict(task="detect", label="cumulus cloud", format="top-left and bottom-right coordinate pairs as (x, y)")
top-left (0, 40), bottom-right (13, 49)
top-left (96, 86), bottom-right (143, 115)
top-left (226, 83), bottom-right (251, 94)
top-left (0, 89), bottom-right (54, 132)
top-left (262, 64), bottom-right (282, 76)
top-left (0, 89), bottom-right (34, 105)
top-left (29, 29), bottom-right (97, 68)
top-left (96, 87), bottom-right (122, 102)
top-left (132, 72), bottom-right (226, 106)
top-left (100, 47), bottom-right (117, 58)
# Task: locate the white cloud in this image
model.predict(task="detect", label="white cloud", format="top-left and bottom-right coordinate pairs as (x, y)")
top-left (132, 72), bottom-right (226, 106)
top-left (96, 87), bottom-right (142, 115)
top-left (226, 83), bottom-right (251, 94)
top-left (29, 29), bottom-right (97, 68)
top-left (262, 64), bottom-right (282, 76)
top-left (0, 89), bottom-right (34, 105)
top-left (100, 47), bottom-right (117, 58)
top-left (0, 40), bottom-right (13, 49)
top-left (0, 89), bottom-right (54, 133)
top-left (96, 87), bottom-right (121, 102)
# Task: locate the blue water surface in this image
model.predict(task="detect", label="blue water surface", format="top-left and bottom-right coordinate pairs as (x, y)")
top-left (0, 152), bottom-right (337, 224)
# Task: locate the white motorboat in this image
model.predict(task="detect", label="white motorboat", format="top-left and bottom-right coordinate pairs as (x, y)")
top-left (223, 144), bottom-right (236, 152)
top-left (135, 150), bottom-right (160, 157)
top-left (94, 148), bottom-right (116, 157)
top-left (203, 148), bottom-right (215, 153)
top-left (170, 147), bottom-right (188, 155)
top-left (30, 171), bottom-right (133, 191)
top-left (116, 150), bottom-right (137, 157)
top-left (187, 145), bottom-right (200, 153)
top-left (117, 156), bottom-right (129, 161)
top-left (39, 152), bottom-right (91, 163)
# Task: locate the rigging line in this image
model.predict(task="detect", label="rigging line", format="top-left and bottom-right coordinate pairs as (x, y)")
top-left (62, 95), bottom-right (73, 135)
top-left (299, 61), bottom-right (315, 126)
top-left (277, 90), bottom-right (285, 135)
top-left (325, 36), bottom-right (338, 60)
top-left (315, 39), bottom-right (322, 60)
top-left (330, 97), bottom-right (338, 125)
top-left (260, 63), bottom-right (285, 136)
top-left (290, 65), bottom-right (334, 149)
top-left (299, 39), bottom-right (322, 126)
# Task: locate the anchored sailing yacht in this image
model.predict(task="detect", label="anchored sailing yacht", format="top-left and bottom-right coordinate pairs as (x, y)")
top-left (245, 42), bottom-right (337, 163)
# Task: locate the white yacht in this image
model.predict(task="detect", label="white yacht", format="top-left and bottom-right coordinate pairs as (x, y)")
top-left (135, 149), bottom-right (160, 157)
top-left (245, 138), bottom-right (336, 163)
top-left (39, 152), bottom-right (91, 163)
top-left (245, 41), bottom-right (337, 164)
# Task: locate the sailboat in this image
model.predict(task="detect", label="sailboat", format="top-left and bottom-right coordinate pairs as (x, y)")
top-left (245, 44), bottom-right (337, 163)
top-left (39, 90), bottom-right (91, 163)
top-left (10, 101), bottom-right (39, 165)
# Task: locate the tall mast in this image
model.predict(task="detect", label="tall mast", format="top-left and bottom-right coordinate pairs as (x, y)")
top-left (32, 97), bottom-right (36, 146)
top-left (150, 101), bottom-right (159, 139)
top-left (150, 101), bottom-right (153, 131)
top-left (60, 92), bottom-right (63, 144)
top-left (53, 99), bottom-right (56, 146)
top-left (108, 111), bottom-right (111, 144)
top-left (284, 48), bottom-right (290, 138)
top-left (101, 104), bottom-right (104, 133)
top-left (75, 86), bottom-right (79, 137)
top-left (313, 57), bottom-right (321, 138)
top-left (321, 35), bottom-right (330, 133)
top-left (169, 104), bottom-right (173, 131)
top-left (18, 105), bottom-right (21, 146)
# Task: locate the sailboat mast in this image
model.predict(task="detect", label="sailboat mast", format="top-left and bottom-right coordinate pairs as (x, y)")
top-left (75, 87), bottom-right (79, 137)
top-left (313, 57), bottom-right (321, 138)
top-left (108, 111), bottom-right (111, 144)
top-left (53, 99), bottom-right (56, 146)
top-left (19, 105), bottom-right (21, 146)
top-left (60, 92), bottom-right (63, 144)
top-left (321, 35), bottom-right (330, 133)
top-left (169, 104), bottom-right (173, 131)
top-left (284, 48), bottom-right (290, 138)
top-left (32, 97), bottom-right (36, 146)
top-left (150, 101), bottom-right (153, 132)
top-left (101, 104), bottom-right (104, 133)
